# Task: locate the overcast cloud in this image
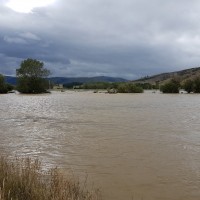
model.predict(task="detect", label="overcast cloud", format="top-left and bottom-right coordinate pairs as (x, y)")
top-left (1, 0), bottom-right (200, 79)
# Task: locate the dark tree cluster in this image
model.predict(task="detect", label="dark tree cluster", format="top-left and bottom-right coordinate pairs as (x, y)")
top-left (182, 77), bottom-right (200, 93)
top-left (16, 58), bottom-right (50, 94)
top-left (75, 82), bottom-right (143, 93)
top-left (0, 74), bottom-right (8, 93)
top-left (117, 83), bottom-right (143, 93)
top-left (160, 79), bottom-right (180, 93)
top-left (0, 74), bottom-right (14, 94)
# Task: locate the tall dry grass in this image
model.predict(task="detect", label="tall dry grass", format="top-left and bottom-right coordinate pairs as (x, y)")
top-left (0, 156), bottom-right (101, 200)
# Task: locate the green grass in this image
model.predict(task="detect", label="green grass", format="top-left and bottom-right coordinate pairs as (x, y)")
top-left (0, 156), bottom-right (101, 200)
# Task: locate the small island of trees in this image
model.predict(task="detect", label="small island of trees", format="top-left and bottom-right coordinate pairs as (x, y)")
top-left (16, 58), bottom-right (50, 94)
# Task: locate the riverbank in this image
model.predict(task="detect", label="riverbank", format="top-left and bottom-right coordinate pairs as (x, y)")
top-left (0, 156), bottom-right (101, 200)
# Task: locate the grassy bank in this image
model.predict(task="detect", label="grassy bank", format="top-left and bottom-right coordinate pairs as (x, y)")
top-left (0, 156), bottom-right (101, 200)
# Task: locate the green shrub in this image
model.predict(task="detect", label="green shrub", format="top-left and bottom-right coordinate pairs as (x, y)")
top-left (117, 83), bottom-right (143, 93)
top-left (182, 79), bottom-right (194, 93)
top-left (0, 75), bottom-right (8, 94)
top-left (160, 79), bottom-right (180, 93)
top-left (193, 77), bottom-right (200, 93)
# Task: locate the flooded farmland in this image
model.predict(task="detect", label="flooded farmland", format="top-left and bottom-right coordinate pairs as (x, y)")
top-left (0, 91), bottom-right (200, 200)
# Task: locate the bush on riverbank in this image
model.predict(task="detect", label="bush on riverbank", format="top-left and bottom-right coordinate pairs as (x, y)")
top-left (0, 75), bottom-right (14, 94)
top-left (0, 156), bottom-right (101, 200)
top-left (160, 79), bottom-right (180, 93)
top-left (117, 83), bottom-right (143, 93)
top-left (179, 76), bottom-right (200, 93)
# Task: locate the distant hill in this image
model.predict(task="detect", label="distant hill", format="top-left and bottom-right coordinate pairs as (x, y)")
top-left (49, 76), bottom-right (126, 84)
top-left (5, 76), bottom-right (17, 85)
top-left (5, 76), bottom-right (127, 85)
top-left (133, 67), bottom-right (200, 84)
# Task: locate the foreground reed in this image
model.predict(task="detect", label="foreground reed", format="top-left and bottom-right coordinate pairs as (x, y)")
top-left (0, 156), bottom-right (101, 200)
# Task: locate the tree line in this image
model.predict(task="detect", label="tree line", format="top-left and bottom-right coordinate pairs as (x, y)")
top-left (160, 77), bottom-right (200, 93)
top-left (72, 82), bottom-right (144, 93)
top-left (78, 77), bottom-right (200, 94)
top-left (1, 58), bottom-right (200, 94)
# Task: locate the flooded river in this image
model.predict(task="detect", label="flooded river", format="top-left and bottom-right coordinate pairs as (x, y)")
top-left (0, 91), bottom-right (200, 200)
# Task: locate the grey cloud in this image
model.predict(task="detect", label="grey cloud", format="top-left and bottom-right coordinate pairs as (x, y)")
top-left (1, 0), bottom-right (200, 79)
top-left (4, 36), bottom-right (27, 44)
top-left (19, 32), bottom-right (41, 41)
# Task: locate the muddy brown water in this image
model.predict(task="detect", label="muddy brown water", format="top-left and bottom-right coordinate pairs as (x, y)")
top-left (0, 91), bottom-right (200, 200)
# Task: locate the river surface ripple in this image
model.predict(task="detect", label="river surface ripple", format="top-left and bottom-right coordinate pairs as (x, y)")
top-left (0, 91), bottom-right (200, 200)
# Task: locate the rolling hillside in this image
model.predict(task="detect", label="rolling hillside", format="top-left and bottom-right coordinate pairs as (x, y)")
top-left (133, 67), bottom-right (200, 84)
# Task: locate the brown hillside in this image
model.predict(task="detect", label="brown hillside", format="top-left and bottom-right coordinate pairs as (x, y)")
top-left (132, 67), bottom-right (200, 84)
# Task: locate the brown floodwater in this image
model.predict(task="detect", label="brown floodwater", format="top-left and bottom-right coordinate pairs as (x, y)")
top-left (0, 91), bottom-right (200, 200)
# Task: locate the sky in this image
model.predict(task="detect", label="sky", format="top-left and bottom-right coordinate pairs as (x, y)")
top-left (1, 0), bottom-right (200, 79)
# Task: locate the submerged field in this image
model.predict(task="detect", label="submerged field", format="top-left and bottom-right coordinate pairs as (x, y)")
top-left (0, 91), bottom-right (200, 200)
